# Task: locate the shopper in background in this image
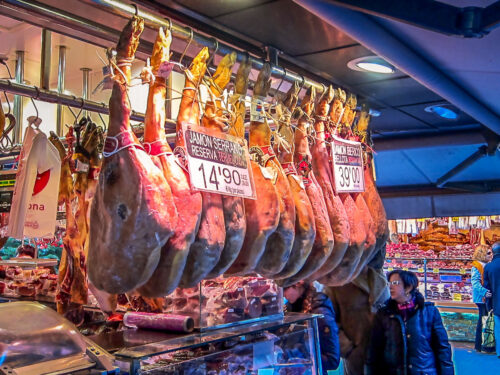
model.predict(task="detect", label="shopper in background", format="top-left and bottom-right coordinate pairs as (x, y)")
top-left (326, 266), bottom-right (388, 375)
top-left (483, 241), bottom-right (500, 358)
top-left (365, 270), bottom-right (454, 375)
top-left (284, 280), bottom-right (340, 374)
top-left (471, 244), bottom-right (494, 352)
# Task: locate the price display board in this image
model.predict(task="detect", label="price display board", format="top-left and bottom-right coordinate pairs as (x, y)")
top-left (417, 267), bottom-right (424, 273)
top-left (459, 269), bottom-right (466, 275)
top-left (182, 123), bottom-right (256, 199)
top-left (452, 293), bottom-right (462, 302)
top-left (433, 268), bottom-right (440, 274)
top-left (331, 135), bottom-right (365, 193)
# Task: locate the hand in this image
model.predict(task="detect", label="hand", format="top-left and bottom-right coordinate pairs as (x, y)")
top-left (486, 291), bottom-right (492, 298)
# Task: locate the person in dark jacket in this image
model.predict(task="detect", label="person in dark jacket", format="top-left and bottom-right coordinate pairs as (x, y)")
top-left (285, 280), bottom-right (340, 374)
top-left (483, 241), bottom-right (500, 357)
top-left (365, 270), bottom-right (454, 375)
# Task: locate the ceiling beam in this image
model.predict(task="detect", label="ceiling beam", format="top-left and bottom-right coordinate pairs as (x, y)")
top-left (325, 0), bottom-right (492, 38)
top-left (293, 0), bottom-right (500, 136)
top-left (482, 1), bottom-right (500, 32)
top-left (326, 0), bottom-right (464, 36)
top-left (372, 127), bottom-right (485, 151)
top-left (379, 180), bottom-right (500, 198)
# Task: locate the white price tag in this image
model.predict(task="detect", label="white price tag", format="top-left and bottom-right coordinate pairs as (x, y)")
top-left (182, 123), bottom-right (256, 199)
top-left (331, 135), bottom-right (365, 193)
top-left (250, 96), bottom-right (266, 123)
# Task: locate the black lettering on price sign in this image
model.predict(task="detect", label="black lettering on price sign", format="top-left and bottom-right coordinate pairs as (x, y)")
top-left (181, 123), bottom-right (256, 199)
top-left (331, 135), bottom-right (365, 193)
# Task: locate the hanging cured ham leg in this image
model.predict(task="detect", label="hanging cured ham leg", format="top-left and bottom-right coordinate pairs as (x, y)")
top-left (272, 82), bottom-right (316, 279)
top-left (356, 108), bottom-right (389, 265)
top-left (226, 62), bottom-right (280, 275)
top-left (343, 102), bottom-right (376, 281)
top-left (179, 48), bottom-right (226, 288)
top-left (319, 90), bottom-right (366, 286)
top-left (89, 16), bottom-right (177, 294)
top-left (138, 27), bottom-right (201, 297)
top-left (251, 64), bottom-right (296, 277)
top-left (280, 88), bottom-right (335, 286)
top-left (305, 87), bottom-right (350, 282)
top-left (205, 52), bottom-right (247, 278)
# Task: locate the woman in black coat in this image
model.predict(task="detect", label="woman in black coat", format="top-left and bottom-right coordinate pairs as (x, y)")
top-left (284, 281), bottom-right (340, 375)
top-left (365, 270), bottom-right (454, 375)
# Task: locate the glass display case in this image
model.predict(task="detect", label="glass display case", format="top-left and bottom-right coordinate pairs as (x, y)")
top-left (98, 313), bottom-right (321, 375)
top-left (0, 301), bottom-right (118, 375)
top-left (384, 257), bottom-right (472, 303)
top-left (162, 276), bottom-right (283, 331)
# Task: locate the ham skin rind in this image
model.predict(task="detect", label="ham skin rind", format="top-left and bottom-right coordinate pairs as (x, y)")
top-left (138, 28), bottom-right (199, 297)
top-left (89, 18), bottom-right (176, 294)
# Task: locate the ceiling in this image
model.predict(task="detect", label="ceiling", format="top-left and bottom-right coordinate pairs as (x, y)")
top-left (1, 0), bottom-right (500, 217)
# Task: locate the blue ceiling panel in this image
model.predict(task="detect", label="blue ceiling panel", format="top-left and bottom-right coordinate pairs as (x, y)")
top-left (373, 151), bottom-right (431, 187)
top-left (401, 145), bottom-right (482, 183)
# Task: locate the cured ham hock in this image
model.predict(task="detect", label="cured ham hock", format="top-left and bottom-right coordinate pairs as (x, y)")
top-left (88, 17), bottom-right (177, 294)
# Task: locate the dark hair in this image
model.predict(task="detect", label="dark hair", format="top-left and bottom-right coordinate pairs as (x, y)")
top-left (387, 269), bottom-right (419, 293)
top-left (493, 241), bottom-right (500, 255)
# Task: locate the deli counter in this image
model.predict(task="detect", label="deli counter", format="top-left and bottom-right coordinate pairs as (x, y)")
top-left (0, 302), bottom-right (322, 375)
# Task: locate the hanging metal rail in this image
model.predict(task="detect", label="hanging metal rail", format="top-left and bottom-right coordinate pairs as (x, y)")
top-left (0, 79), bottom-right (178, 141)
top-left (0, 0), bottom-right (326, 94)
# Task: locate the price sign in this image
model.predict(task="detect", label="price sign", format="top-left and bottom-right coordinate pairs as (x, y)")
top-left (418, 267), bottom-right (424, 273)
top-left (417, 218), bottom-right (426, 222)
top-left (388, 267), bottom-right (394, 271)
top-left (433, 268), bottom-right (440, 274)
top-left (403, 267), bottom-right (409, 271)
top-left (395, 253), bottom-right (401, 259)
top-left (182, 123), bottom-right (256, 199)
top-left (452, 217), bottom-right (459, 222)
top-left (331, 135), bottom-right (365, 193)
top-left (452, 293), bottom-right (462, 301)
top-left (460, 269), bottom-right (466, 275)
top-left (479, 216), bottom-right (486, 220)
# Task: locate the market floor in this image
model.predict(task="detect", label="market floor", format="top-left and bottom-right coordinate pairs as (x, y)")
top-left (327, 342), bottom-right (499, 374)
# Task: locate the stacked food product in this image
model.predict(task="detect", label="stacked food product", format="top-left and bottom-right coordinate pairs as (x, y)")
top-left (386, 243), bottom-right (436, 259)
top-left (0, 265), bottom-right (58, 298)
top-left (162, 276), bottom-right (282, 328)
top-left (426, 283), bottom-right (472, 302)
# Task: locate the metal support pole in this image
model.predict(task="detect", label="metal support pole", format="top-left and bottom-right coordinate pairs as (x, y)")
top-left (40, 29), bottom-right (52, 90)
top-left (0, 78), bottom-right (177, 141)
top-left (80, 67), bottom-right (92, 118)
top-left (424, 259), bottom-right (428, 299)
top-left (165, 74), bottom-right (172, 120)
top-left (13, 50), bottom-right (24, 144)
top-left (56, 45), bottom-right (66, 136)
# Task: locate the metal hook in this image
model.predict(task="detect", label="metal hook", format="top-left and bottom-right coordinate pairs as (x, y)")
top-left (207, 38), bottom-right (219, 67)
top-left (179, 28), bottom-right (194, 68)
top-left (3, 91), bottom-right (11, 115)
top-left (275, 67), bottom-right (286, 96)
top-left (97, 111), bottom-right (107, 131)
top-left (30, 87), bottom-right (40, 122)
top-left (131, 3), bottom-right (139, 16)
top-left (165, 18), bottom-right (172, 32)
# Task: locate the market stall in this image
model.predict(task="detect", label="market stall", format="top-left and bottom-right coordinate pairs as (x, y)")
top-left (2, 0), bottom-right (500, 373)
top-left (0, 0), bottom-right (393, 373)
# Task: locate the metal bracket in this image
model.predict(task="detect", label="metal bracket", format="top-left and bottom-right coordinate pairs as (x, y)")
top-left (265, 45), bottom-right (280, 66)
top-left (327, 0), bottom-right (500, 37)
